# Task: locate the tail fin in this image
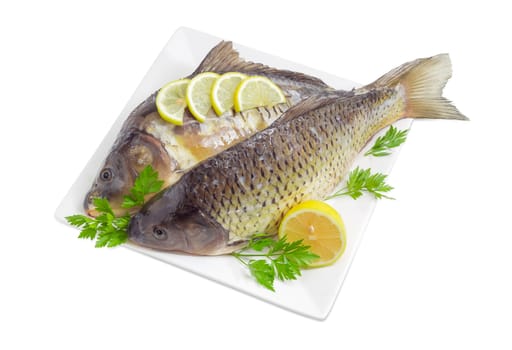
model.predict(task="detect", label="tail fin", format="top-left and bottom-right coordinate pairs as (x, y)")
top-left (369, 54), bottom-right (468, 121)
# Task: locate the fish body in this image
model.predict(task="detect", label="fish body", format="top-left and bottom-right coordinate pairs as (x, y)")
top-left (128, 54), bottom-right (467, 255)
top-left (84, 41), bottom-right (340, 216)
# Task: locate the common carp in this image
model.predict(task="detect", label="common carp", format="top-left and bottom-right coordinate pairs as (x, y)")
top-left (128, 53), bottom-right (467, 255)
top-left (84, 41), bottom-right (342, 216)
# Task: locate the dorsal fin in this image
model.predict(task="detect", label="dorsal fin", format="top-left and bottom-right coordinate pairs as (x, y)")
top-left (192, 41), bottom-right (330, 89)
top-left (273, 93), bottom-right (344, 125)
top-left (192, 41), bottom-right (243, 74)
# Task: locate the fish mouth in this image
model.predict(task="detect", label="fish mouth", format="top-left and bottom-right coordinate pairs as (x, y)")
top-left (127, 213), bottom-right (143, 244)
top-left (84, 190), bottom-right (136, 218)
top-left (84, 190), bottom-right (100, 217)
top-left (86, 208), bottom-right (100, 217)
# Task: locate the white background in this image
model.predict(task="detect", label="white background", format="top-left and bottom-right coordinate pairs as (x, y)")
top-left (1, 1), bottom-right (510, 349)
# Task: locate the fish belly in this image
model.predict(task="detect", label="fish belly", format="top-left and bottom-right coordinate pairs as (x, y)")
top-left (143, 103), bottom-right (290, 180)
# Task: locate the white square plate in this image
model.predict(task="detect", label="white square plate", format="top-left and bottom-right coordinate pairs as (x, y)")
top-left (55, 27), bottom-right (411, 320)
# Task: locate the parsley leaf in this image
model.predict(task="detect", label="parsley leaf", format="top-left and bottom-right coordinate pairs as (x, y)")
top-left (249, 234), bottom-right (276, 252)
top-left (249, 260), bottom-right (276, 291)
top-left (122, 165), bottom-right (164, 208)
top-left (78, 227), bottom-right (97, 240)
top-left (93, 198), bottom-right (114, 216)
top-left (364, 126), bottom-right (408, 157)
top-left (65, 214), bottom-right (92, 227)
top-left (121, 196), bottom-right (139, 209)
top-left (96, 228), bottom-right (129, 248)
top-left (232, 235), bottom-right (319, 291)
top-left (274, 255), bottom-right (300, 281)
top-left (326, 167), bottom-right (394, 200)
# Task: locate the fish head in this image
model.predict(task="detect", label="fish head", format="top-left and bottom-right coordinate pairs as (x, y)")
top-left (128, 182), bottom-right (229, 255)
top-left (84, 130), bottom-right (175, 217)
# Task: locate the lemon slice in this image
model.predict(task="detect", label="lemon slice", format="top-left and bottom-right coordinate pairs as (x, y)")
top-left (234, 76), bottom-right (286, 112)
top-left (211, 72), bottom-right (247, 116)
top-left (186, 72), bottom-right (220, 122)
top-left (155, 79), bottom-right (190, 125)
top-left (278, 200), bottom-right (347, 268)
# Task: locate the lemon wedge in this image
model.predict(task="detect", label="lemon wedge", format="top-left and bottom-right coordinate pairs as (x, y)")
top-left (155, 79), bottom-right (190, 125)
top-left (278, 200), bottom-right (347, 268)
top-left (234, 76), bottom-right (286, 112)
top-left (211, 72), bottom-right (247, 116)
top-left (186, 72), bottom-right (220, 122)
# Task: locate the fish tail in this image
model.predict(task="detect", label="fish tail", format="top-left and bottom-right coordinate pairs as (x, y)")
top-left (370, 54), bottom-right (468, 121)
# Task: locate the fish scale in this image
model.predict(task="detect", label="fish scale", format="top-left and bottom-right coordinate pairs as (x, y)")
top-left (183, 89), bottom-right (402, 242)
top-left (128, 53), bottom-right (467, 255)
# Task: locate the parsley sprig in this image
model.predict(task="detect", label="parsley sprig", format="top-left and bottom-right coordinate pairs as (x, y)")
top-left (231, 234), bottom-right (319, 291)
top-left (364, 125), bottom-right (408, 157)
top-left (121, 166), bottom-right (164, 208)
top-left (325, 167), bottom-right (394, 200)
top-left (66, 198), bottom-right (130, 247)
top-left (65, 165), bottom-right (164, 248)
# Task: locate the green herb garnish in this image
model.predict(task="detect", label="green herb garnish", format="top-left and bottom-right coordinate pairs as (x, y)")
top-left (231, 234), bottom-right (319, 291)
top-left (122, 165), bottom-right (164, 208)
top-left (325, 167), bottom-right (394, 200)
top-left (66, 198), bottom-right (130, 247)
top-left (65, 165), bottom-right (163, 248)
top-left (364, 125), bottom-right (408, 157)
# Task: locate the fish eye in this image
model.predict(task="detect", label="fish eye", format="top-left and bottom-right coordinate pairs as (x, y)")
top-left (152, 226), bottom-right (168, 240)
top-left (100, 168), bottom-right (113, 182)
